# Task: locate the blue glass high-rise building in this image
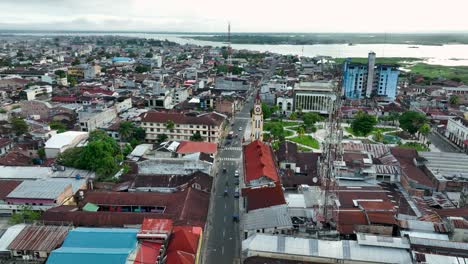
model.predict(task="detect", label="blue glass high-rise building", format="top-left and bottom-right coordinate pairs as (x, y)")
top-left (342, 60), bottom-right (367, 99)
top-left (375, 65), bottom-right (399, 100)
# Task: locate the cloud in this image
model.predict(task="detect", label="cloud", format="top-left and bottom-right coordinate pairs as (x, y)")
top-left (1, 0), bottom-right (468, 32)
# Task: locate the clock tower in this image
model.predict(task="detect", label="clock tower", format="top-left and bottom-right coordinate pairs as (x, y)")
top-left (250, 93), bottom-right (263, 142)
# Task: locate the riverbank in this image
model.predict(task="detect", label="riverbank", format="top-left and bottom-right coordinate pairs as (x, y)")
top-left (190, 33), bottom-right (468, 46)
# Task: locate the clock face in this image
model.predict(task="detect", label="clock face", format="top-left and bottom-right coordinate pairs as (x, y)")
top-left (255, 106), bottom-right (261, 113)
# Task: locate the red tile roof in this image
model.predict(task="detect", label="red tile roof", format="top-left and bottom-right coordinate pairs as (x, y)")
top-left (0, 180), bottom-right (22, 200)
top-left (366, 212), bottom-right (397, 225)
top-left (177, 141), bottom-right (217, 154)
top-left (141, 111), bottom-right (225, 127)
top-left (139, 218), bottom-right (173, 238)
top-left (243, 140), bottom-right (279, 183)
top-left (242, 183), bottom-right (286, 211)
top-left (0, 138), bottom-right (11, 148)
top-left (134, 241), bottom-right (162, 264)
top-left (436, 208), bottom-right (468, 219)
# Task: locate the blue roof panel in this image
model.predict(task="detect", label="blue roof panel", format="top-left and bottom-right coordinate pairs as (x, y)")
top-left (46, 228), bottom-right (139, 264)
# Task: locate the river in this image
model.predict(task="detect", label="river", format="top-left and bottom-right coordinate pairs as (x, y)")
top-left (4, 32), bottom-right (468, 66)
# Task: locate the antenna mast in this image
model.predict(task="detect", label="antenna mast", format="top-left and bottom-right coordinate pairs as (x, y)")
top-left (227, 21), bottom-right (233, 77)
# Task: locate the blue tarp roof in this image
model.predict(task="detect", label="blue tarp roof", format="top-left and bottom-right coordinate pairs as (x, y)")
top-left (112, 57), bottom-right (133, 62)
top-left (46, 227), bottom-right (139, 264)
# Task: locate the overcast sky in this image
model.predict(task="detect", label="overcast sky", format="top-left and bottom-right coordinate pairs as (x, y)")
top-left (1, 0), bottom-right (468, 32)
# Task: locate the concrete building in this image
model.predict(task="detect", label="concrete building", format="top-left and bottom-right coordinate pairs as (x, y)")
top-left (376, 65), bottom-right (400, 100)
top-left (366, 51), bottom-right (376, 97)
top-left (23, 85), bottom-right (52, 101)
top-left (342, 61), bottom-right (367, 99)
top-left (342, 53), bottom-right (400, 100)
top-left (215, 76), bottom-right (250, 91)
top-left (141, 111), bottom-right (226, 143)
top-left (78, 106), bottom-right (117, 132)
top-left (445, 116), bottom-right (468, 152)
top-left (293, 81), bottom-right (336, 114)
top-left (276, 96), bottom-right (294, 116)
top-left (44, 131), bottom-right (89, 159)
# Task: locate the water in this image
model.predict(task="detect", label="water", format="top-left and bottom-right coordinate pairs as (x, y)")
top-left (4, 32), bottom-right (468, 66)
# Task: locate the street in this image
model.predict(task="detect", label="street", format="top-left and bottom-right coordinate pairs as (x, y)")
top-left (428, 131), bottom-right (461, 153)
top-left (203, 92), bottom-right (255, 264)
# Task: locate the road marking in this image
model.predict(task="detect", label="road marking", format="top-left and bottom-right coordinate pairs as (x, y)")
top-left (219, 157), bottom-right (241, 161)
top-left (222, 147), bottom-right (243, 151)
top-left (225, 203), bottom-right (227, 209)
top-left (223, 230), bottom-right (225, 237)
top-left (224, 216), bottom-right (226, 223)
top-left (222, 246), bottom-right (225, 255)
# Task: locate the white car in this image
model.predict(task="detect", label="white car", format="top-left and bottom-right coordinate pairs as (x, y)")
top-left (234, 170), bottom-right (239, 177)
top-left (238, 127), bottom-right (242, 131)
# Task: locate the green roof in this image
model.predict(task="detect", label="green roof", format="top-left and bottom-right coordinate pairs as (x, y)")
top-left (82, 203), bottom-right (99, 212)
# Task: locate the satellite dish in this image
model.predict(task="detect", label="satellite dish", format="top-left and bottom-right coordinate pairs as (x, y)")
top-left (313, 177), bottom-right (318, 183)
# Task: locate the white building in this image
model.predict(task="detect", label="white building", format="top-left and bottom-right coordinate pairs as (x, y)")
top-left (78, 106), bottom-right (117, 132)
top-left (114, 97), bottom-right (132, 113)
top-left (276, 96), bottom-right (294, 116)
top-left (293, 81), bottom-right (336, 114)
top-left (445, 116), bottom-right (468, 151)
top-left (24, 85), bottom-right (52, 100)
top-left (44, 131), bottom-right (89, 158)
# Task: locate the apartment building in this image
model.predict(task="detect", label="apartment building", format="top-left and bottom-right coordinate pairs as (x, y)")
top-left (141, 111), bottom-right (226, 143)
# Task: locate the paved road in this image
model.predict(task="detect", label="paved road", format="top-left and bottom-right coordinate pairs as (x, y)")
top-left (203, 93), bottom-right (255, 264)
top-left (428, 132), bottom-right (461, 153)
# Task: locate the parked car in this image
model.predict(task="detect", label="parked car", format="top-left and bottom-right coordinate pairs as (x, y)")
top-left (234, 187), bottom-right (240, 198)
top-left (234, 170), bottom-right (239, 177)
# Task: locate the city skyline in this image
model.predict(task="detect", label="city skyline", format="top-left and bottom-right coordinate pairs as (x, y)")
top-left (1, 0), bottom-right (468, 33)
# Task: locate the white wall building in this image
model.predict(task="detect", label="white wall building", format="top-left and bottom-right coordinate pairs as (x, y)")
top-left (445, 116), bottom-right (468, 151)
top-left (78, 107), bottom-right (117, 132)
top-left (44, 131), bottom-right (89, 158)
top-left (276, 96), bottom-right (294, 116)
top-left (24, 85), bottom-right (52, 100)
top-left (293, 81), bottom-right (336, 114)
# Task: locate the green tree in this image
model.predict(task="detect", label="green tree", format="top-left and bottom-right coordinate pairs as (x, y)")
top-left (374, 131), bottom-right (384, 142)
top-left (67, 75), bottom-right (77, 87)
top-left (399, 111), bottom-right (428, 135)
top-left (418, 123), bottom-right (431, 142)
top-left (388, 111), bottom-right (401, 126)
top-left (157, 134), bottom-right (168, 143)
top-left (122, 143), bottom-right (133, 157)
top-left (49, 121), bottom-right (67, 133)
top-left (135, 65), bottom-right (151, 73)
top-left (145, 52), bottom-right (153, 58)
top-left (10, 117), bottom-right (29, 136)
top-left (297, 126), bottom-right (305, 136)
top-left (190, 132), bottom-right (203, 141)
top-left (449, 95), bottom-right (460, 106)
top-left (118, 121), bottom-right (135, 141)
top-left (351, 111), bottom-right (377, 136)
top-left (302, 112), bottom-right (324, 129)
top-left (270, 123), bottom-right (285, 141)
top-left (37, 147), bottom-right (46, 160)
top-left (261, 103), bottom-right (272, 119)
top-left (133, 127), bottom-right (146, 141)
top-left (9, 205), bottom-right (41, 224)
top-left (289, 112), bottom-right (297, 120)
top-left (165, 120), bottom-right (175, 131)
top-left (54, 70), bottom-right (67, 79)
top-left (72, 58), bottom-right (80, 66)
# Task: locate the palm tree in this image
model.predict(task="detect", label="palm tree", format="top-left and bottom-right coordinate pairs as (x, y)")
top-left (418, 123), bottom-right (431, 143)
top-left (118, 121), bottom-right (134, 141)
top-left (374, 131), bottom-right (384, 142)
top-left (297, 126), bottom-right (305, 137)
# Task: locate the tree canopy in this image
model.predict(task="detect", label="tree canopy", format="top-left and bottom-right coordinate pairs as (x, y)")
top-left (399, 111), bottom-right (428, 135)
top-left (351, 111), bottom-right (377, 136)
top-left (57, 130), bottom-right (123, 180)
top-left (190, 132), bottom-right (203, 141)
top-left (9, 205), bottom-right (41, 224)
top-left (10, 117), bottom-right (29, 136)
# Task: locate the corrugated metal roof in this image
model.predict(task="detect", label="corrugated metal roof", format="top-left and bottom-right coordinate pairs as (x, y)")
top-left (357, 233), bottom-right (410, 249)
top-left (243, 204), bottom-right (292, 231)
top-left (8, 225), bottom-right (69, 252)
top-left (47, 227), bottom-right (139, 264)
top-left (7, 178), bottom-right (86, 200)
top-left (242, 234), bottom-right (412, 263)
top-left (0, 224), bottom-right (26, 252)
top-left (410, 237), bottom-right (468, 251)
